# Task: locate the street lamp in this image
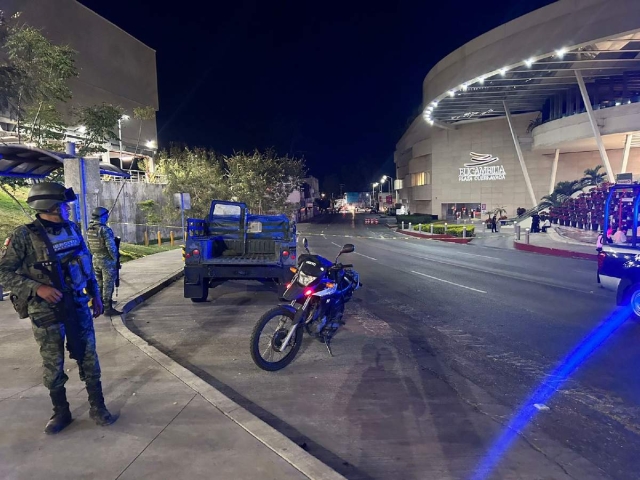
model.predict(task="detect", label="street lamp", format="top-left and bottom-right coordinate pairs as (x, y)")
top-left (380, 175), bottom-right (397, 203)
top-left (372, 182), bottom-right (379, 208)
top-left (118, 114), bottom-right (130, 170)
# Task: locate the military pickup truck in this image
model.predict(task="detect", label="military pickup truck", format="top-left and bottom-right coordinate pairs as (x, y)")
top-left (183, 201), bottom-right (297, 302)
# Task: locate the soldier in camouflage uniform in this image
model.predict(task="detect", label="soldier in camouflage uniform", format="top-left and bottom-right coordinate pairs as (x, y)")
top-left (0, 183), bottom-right (116, 434)
top-left (87, 207), bottom-right (121, 316)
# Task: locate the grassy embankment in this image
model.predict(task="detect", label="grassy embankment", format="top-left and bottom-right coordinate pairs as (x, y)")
top-left (0, 187), bottom-right (180, 263)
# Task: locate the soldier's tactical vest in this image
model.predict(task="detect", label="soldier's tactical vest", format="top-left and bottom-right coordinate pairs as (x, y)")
top-left (87, 221), bottom-right (108, 256)
top-left (24, 222), bottom-right (94, 293)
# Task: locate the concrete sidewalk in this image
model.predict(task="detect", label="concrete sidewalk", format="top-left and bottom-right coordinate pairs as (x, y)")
top-left (0, 249), bottom-right (343, 480)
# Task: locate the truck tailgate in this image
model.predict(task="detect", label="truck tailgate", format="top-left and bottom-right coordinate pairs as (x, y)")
top-left (208, 253), bottom-right (279, 265)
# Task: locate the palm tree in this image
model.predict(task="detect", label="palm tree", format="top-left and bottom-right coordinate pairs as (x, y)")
top-left (553, 180), bottom-right (581, 197)
top-left (539, 191), bottom-right (569, 208)
top-left (581, 165), bottom-right (607, 187)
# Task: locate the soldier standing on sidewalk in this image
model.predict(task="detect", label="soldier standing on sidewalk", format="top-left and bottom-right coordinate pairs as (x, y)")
top-left (87, 207), bottom-right (121, 316)
top-left (0, 182), bottom-right (116, 434)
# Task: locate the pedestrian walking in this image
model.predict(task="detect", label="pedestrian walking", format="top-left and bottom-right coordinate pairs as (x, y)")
top-left (491, 215), bottom-right (498, 233)
top-left (87, 207), bottom-right (121, 316)
top-left (0, 182), bottom-right (116, 434)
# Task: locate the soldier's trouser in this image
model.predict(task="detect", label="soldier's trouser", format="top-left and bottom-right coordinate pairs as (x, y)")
top-left (31, 300), bottom-right (101, 391)
top-left (93, 259), bottom-right (117, 304)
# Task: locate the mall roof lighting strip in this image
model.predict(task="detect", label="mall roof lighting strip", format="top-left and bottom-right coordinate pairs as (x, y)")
top-left (423, 34), bottom-right (640, 125)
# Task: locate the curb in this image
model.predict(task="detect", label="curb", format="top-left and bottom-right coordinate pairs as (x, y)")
top-left (111, 270), bottom-right (346, 480)
top-left (513, 241), bottom-right (598, 261)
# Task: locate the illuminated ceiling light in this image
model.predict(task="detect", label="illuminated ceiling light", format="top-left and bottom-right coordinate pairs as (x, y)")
top-left (461, 83), bottom-right (468, 91)
top-left (448, 90), bottom-right (456, 97)
top-left (500, 67), bottom-right (508, 76)
top-left (428, 120), bottom-right (434, 126)
top-left (78, 125), bottom-right (86, 134)
top-left (524, 57), bottom-right (535, 67)
top-left (555, 47), bottom-right (568, 58)
top-left (478, 76), bottom-right (485, 84)
top-left (433, 101), bottom-right (438, 107)
top-left (146, 140), bottom-right (156, 149)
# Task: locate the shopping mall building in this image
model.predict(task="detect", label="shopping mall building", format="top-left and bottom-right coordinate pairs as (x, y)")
top-left (394, 0), bottom-right (640, 220)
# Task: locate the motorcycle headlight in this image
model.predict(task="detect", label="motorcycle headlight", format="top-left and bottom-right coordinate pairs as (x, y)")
top-left (297, 271), bottom-right (317, 286)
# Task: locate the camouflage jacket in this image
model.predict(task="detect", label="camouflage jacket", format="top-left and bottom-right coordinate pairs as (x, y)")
top-left (87, 220), bottom-right (118, 261)
top-left (0, 218), bottom-right (100, 318)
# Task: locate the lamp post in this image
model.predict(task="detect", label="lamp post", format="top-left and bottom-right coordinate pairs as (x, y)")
top-left (372, 182), bottom-right (379, 208)
top-left (380, 175), bottom-right (395, 207)
top-left (118, 114), bottom-right (130, 170)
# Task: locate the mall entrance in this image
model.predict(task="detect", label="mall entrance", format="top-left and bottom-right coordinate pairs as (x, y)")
top-left (441, 202), bottom-right (481, 221)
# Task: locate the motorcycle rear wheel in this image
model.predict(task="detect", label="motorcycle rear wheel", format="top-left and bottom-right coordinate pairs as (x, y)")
top-left (250, 306), bottom-right (303, 371)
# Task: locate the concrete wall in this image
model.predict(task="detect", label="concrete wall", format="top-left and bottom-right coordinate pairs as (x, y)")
top-left (3, 0), bottom-right (159, 147)
top-left (100, 182), bottom-right (178, 244)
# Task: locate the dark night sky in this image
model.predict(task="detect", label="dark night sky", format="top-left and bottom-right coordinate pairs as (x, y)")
top-left (78, 0), bottom-right (556, 191)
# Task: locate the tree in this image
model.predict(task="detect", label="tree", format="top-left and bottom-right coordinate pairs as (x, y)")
top-left (74, 103), bottom-right (123, 157)
top-left (553, 180), bottom-right (581, 197)
top-left (581, 165), bottom-right (607, 187)
top-left (2, 13), bottom-right (77, 142)
top-left (225, 149), bottom-right (306, 215)
top-left (540, 191), bottom-right (569, 208)
top-left (133, 105), bottom-right (156, 154)
top-left (155, 146), bottom-right (229, 219)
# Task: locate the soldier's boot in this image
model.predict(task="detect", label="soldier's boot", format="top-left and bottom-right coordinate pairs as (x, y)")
top-left (44, 388), bottom-right (73, 435)
top-left (87, 381), bottom-right (117, 426)
top-left (103, 300), bottom-right (122, 316)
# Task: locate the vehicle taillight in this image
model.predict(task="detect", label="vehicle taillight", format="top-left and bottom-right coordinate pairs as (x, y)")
top-left (304, 289), bottom-right (313, 296)
top-left (282, 250), bottom-right (289, 257)
top-left (185, 253), bottom-right (191, 258)
top-left (192, 249), bottom-right (200, 256)
top-left (291, 254), bottom-right (296, 260)
top-left (597, 252), bottom-right (606, 270)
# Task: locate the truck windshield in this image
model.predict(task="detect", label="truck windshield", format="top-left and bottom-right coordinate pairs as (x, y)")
top-left (213, 204), bottom-right (242, 216)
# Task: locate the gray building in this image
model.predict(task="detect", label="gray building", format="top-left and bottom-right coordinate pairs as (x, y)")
top-left (1, 0), bottom-right (159, 166)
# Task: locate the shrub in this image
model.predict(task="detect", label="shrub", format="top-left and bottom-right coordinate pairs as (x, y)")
top-left (396, 214), bottom-right (435, 224)
top-left (413, 224), bottom-right (474, 237)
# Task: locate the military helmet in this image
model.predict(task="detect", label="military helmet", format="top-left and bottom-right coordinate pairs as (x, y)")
top-left (26, 182), bottom-right (77, 212)
top-left (92, 207), bottom-right (109, 218)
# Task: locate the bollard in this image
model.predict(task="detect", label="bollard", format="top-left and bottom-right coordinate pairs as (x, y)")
top-left (515, 224), bottom-right (521, 240)
top-left (170, 231), bottom-right (175, 246)
top-left (463, 226), bottom-right (467, 238)
top-left (418, 223), bottom-right (422, 232)
top-left (430, 224), bottom-right (433, 234)
top-left (402, 221), bottom-right (405, 230)
top-left (157, 231), bottom-right (162, 246)
top-left (525, 228), bottom-right (530, 244)
top-left (444, 223), bottom-right (448, 233)
top-left (144, 230), bottom-right (149, 247)
top-left (409, 222), bottom-right (412, 231)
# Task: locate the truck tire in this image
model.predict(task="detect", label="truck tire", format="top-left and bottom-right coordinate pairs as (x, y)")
top-left (190, 281), bottom-right (209, 303)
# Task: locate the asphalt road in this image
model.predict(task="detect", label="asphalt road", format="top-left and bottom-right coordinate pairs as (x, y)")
top-left (129, 213), bottom-right (640, 480)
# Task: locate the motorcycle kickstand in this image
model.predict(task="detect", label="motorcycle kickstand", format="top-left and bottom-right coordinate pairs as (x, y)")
top-left (325, 337), bottom-right (334, 357)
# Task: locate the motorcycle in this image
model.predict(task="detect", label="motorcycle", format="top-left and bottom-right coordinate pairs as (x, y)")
top-left (250, 238), bottom-right (361, 371)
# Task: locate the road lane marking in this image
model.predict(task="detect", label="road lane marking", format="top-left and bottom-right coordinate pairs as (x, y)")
top-left (411, 271), bottom-right (487, 293)
top-left (332, 241), bottom-right (377, 261)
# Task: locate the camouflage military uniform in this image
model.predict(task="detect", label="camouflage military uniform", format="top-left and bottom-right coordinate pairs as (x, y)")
top-left (0, 219), bottom-right (102, 391)
top-left (87, 219), bottom-right (119, 306)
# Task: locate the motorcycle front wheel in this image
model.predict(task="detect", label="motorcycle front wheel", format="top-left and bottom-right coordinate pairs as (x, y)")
top-left (250, 306), bottom-right (304, 371)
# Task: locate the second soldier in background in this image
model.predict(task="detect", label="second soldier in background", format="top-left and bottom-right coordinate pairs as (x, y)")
top-left (87, 207), bottom-right (121, 316)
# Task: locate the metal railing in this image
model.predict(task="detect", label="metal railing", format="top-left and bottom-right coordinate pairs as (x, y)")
top-left (101, 170), bottom-right (168, 184)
